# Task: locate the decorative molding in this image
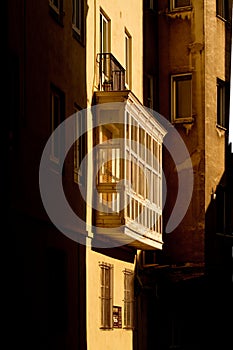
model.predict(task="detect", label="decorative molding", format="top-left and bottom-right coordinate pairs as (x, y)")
top-left (188, 42), bottom-right (204, 54)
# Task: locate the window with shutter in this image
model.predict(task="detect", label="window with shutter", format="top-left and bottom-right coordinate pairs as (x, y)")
top-left (99, 262), bottom-right (113, 329)
top-left (123, 269), bottom-right (134, 329)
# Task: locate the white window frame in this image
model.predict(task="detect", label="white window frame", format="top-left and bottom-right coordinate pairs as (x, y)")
top-left (99, 262), bottom-right (113, 330)
top-left (100, 10), bottom-right (110, 54)
top-left (124, 111), bottom-right (163, 235)
top-left (125, 29), bottom-right (132, 89)
top-left (171, 73), bottom-right (192, 123)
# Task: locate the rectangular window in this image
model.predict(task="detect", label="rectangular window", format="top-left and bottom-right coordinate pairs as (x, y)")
top-left (171, 73), bottom-right (192, 123)
top-left (50, 84), bottom-right (65, 165)
top-left (149, 0), bottom-right (156, 10)
top-left (125, 30), bottom-right (132, 89)
top-left (170, 0), bottom-right (191, 10)
top-left (146, 75), bottom-right (154, 109)
top-left (49, 0), bottom-right (60, 13)
top-left (99, 262), bottom-right (113, 329)
top-left (72, 0), bottom-right (84, 42)
top-left (49, 0), bottom-right (64, 24)
top-left (100, 11), bottom-right (110, 54)
top-left (74, 107), bottom-right (85, 184)
top-left (216, 0), bottom-right (230, 20)
top-left (123, 269), bottom-right (134, 329)
top-left (217, 79), bottom-right (226, 128)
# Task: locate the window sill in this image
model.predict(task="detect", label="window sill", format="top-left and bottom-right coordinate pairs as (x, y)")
top-left (123, 326), bottom-right (134, 330)
top-left (165, 7), bottom-right (192, 20)
top-left (172, 119), bottom-right (194, 135)
top-left (99, 327), bottom-right (113, 331)
top-left (216, 124), bottom-right (227, 131)
top-left (169, 6), bottom-right (192, 13)
top-left (172, 118), bottom-right (193, 124)
top-left (216, 14), bottom-right (228, 22)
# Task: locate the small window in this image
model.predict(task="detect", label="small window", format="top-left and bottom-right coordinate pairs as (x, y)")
top-left (49, 0), bottom-right (64, 25)
top-left (74, 107), bottom-right (85, 184)
top-left (170, 0), bottom-right (191, 10)
top-left (125, 29), bottom-right (132, 89)
top-left (171, 73), bottom-right (192, 123)
top-left (216, 0), bottom-right (230, 21)
top-left (145, 75), bottom-right (154, 109)
top-left (123, 269), bottom-right (134, 329)
top-left (99, 262), bottom-right (113, 329)
top-left (72, 0), bottom-right (84, 43)
top-left (217, 78), bottom-right (229, 129)
top-left (100, 11), bottom-right (110, 54)
top-left (50, 84), bottom-right (65, 165)
top-left (145, 0), bottom-right (156, 11)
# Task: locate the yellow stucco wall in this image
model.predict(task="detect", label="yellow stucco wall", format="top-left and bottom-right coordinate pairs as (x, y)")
top-left (86, 0), bottom-right (143, 105)
top-left (85, 2), bottom-right (142, 349)
top-left (86, 247), bottom-right (135, 350)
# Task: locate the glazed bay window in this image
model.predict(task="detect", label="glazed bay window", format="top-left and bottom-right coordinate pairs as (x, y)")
top-left (96, 117), bottom-right (121, 216)
top-left (94, 91), bottom-right (166, 249)
top-left (125, 110), bottom-right (163, 237)
top-left (171, 73), bottom-right (192, 123)
top-left (123, 269), bottom-right (134, 329)
top-left (99, 262), bottom-right (113, 329)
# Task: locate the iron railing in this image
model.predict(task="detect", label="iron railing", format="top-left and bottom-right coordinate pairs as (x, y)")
top-left (97, 53), bottom-right (126, 91)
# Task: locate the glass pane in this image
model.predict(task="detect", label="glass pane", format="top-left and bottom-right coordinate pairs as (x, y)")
top-left (176, 79), bottom-right (191, 118)
top-left (54, 0), bottom-right (59, 8)
top-left (174, 0), bottom-right (190, 8)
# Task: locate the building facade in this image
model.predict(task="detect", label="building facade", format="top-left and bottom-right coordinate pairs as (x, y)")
top-left (6, 1), bottom-right (232, 349)
top-left (7, 1), bottom-right (87, 349)
top-left (85, 1), bottom-right (166, 349)
top-left (6, 1), bottom-right (167, 350)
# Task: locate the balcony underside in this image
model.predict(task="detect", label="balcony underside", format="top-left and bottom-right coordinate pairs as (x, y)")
top-left (95, 214), bottom-right (163, 250)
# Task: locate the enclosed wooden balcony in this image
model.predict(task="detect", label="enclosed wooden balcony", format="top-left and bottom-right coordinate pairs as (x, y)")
top-left (93, 90), bottom-right (166, 250)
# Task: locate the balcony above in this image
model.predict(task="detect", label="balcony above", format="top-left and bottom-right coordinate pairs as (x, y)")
top-left (97, 53), bottom-right (126, 92)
